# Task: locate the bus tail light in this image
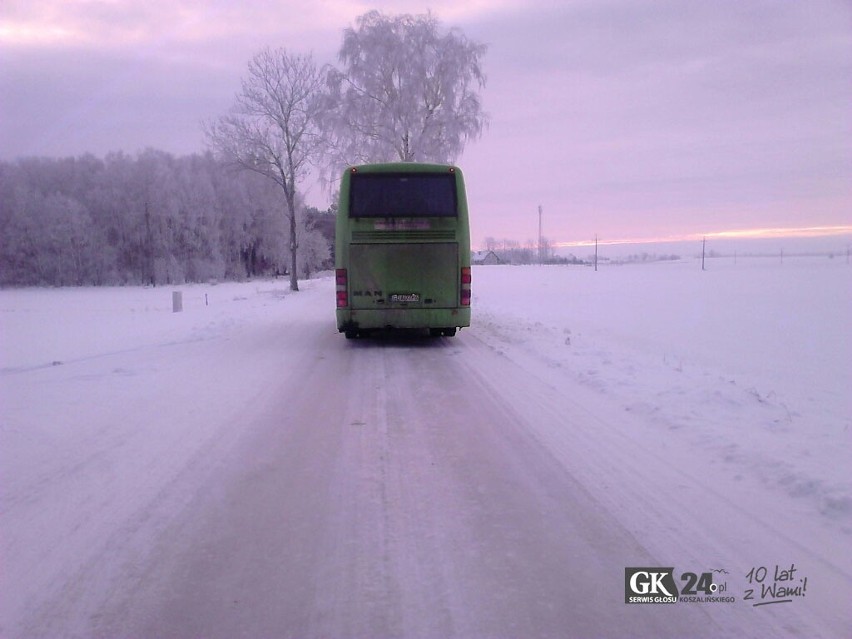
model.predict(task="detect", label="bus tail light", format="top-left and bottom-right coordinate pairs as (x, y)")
top-left (460, 267), bottom-right (471, 306)
top-left (336, 268), bottom-right (348, 308)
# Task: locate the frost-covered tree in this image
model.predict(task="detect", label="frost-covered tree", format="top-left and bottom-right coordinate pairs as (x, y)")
top-left (206, 47), bottom-right (327, 291)
top-left (0, 151), bottom-right (333, 287)
top-left (325, 11), bottom-right (488, 168)
top-left (294, 205), bottom-right (331, 279)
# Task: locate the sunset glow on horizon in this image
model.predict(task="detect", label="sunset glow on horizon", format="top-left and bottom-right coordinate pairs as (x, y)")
top-left (1, 1), bottom-right (849, 246)
top-left (555, 225), bottom-right (852, 249)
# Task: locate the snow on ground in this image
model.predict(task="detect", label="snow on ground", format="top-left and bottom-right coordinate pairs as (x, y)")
top-left (472, 257), bottom-right (852, 532)
top-left (0, 278), bottom-right (323, 635)
top-left (1, 257), bottom-right (850, 636)
top-left (0, 280), bottom-right (296, 372)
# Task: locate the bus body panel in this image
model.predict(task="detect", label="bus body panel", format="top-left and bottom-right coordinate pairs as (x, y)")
top-left (349, 242), bottom-right (458, 310)
top-left (335, 162), bottom-right (471, 335)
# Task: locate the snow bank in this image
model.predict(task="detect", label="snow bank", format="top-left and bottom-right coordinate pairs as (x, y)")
top-left (471, 257), bottom-right (852, 529)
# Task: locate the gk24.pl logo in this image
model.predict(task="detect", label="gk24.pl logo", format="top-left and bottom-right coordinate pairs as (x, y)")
top-left (625, 567), bottom-right (729, 604)
top-left (625, 568), bottom-right (680, 604)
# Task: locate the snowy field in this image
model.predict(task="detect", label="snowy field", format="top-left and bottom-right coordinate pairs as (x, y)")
top-left (1, 256), bottom-right (850, 637)
top-left (474, 258), bottom-right (851, 527)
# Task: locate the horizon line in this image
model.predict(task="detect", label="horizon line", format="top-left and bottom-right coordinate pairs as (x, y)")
top-left (554, 225), bottom-right (852, 249)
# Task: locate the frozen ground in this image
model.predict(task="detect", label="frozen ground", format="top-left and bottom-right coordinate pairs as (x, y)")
top-left (1, 257), bottom-right (850, 637)
top-left (474, 258), bottom-right (851, 527)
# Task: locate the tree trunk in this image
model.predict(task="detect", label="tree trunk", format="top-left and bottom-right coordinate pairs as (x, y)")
top-left (287, 196), bottom-right (299, 291)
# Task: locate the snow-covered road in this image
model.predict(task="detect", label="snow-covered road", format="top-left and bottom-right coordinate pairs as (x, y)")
top-left (2, 266), bottom-right (850, 637)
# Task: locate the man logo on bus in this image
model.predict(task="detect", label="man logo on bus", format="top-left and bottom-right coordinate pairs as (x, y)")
top-left (625, 568), bottom-right (679, 604)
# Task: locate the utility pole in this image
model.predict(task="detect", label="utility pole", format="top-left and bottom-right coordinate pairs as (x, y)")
top-left (538, 204), bottom-right (543, 265)
top-left (594, 234), bottom-right (598, 272)
top-left (702, 236), bottom-right (706, 271)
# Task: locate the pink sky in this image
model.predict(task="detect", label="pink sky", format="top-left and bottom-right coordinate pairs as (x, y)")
top-left (1, 1), bottom-right (850, 249)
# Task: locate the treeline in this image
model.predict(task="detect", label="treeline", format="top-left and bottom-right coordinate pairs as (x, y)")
top-left (0, 150), bottom-right (333, 287)
top-left (482, 237), bottom-right (558, 265)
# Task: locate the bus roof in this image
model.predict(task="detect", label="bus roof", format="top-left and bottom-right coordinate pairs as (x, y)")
top-left (345, 162), bottom-right (461, 175)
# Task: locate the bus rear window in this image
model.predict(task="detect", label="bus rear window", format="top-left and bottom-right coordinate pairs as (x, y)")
top-left (349, 173), bottom-right (457, 218)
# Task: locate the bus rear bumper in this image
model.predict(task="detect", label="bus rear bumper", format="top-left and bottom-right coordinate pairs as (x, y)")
top-left (337, 307), bottom-right (471, 333)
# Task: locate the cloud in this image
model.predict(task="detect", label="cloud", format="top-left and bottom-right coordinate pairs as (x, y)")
top-left (455, 0), bottom-right (852, 242)
top-left (0, 0), bottom-right (518, 54)
top-left (0, 0), bottom-right (524, 158)
top-left (1, 0), bottom-right (849, 243)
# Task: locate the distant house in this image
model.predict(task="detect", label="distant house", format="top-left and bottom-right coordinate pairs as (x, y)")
top-left (471, 250), bottom-right (503, 265)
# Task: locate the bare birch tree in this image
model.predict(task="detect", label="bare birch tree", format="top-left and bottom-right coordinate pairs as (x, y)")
top-left (206, 47), bottom-right (326, 291)
top-left (325, 11), bottom-right (488, 169)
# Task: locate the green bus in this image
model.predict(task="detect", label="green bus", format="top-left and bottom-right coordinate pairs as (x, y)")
top-left (335, 162), bottom-right (472, 338)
